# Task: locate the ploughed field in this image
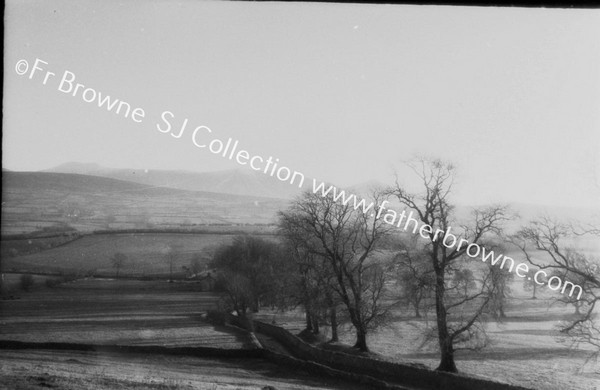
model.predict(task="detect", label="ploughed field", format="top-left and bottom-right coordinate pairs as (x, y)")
top-left (0, 279), bottom-right (250, 348)
top-left (0, 349), bottom-right (366, 390)
top-left (0, 279), bottom-right (364, 390)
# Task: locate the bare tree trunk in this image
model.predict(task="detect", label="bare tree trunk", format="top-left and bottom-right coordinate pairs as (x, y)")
top-left (330, 306), bottom-right (338, 342)
top-left (305, 310), bottom-right (313, 332)
top-left (438, 336), bottom-right (457, 372)
top-left (235, 305), bottom-right (247, 320)
top-left (354, 327), bottom-right (368, 352)
top-left (312, 315), bottom-right (320, 334)
top-left (499, 305), bottom-right (507, 319)
top-left (435, 275), bottom-right (458, 372)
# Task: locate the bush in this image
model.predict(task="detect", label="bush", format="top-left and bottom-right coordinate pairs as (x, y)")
top-left (62, 273), bottom-right (79, 283)
top-left (45, 278), bottom-right (61, 288)
top-left (205, 310), bottom-right (228, 326)
top-left (20, 274), bottom-right (34, 291)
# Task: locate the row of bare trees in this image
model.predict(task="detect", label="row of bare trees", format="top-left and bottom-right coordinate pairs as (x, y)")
top-left (210, 235), bottom-right (293, 317)
top-left (385, 159), bottom-right (513, 371)
top-left (274, 160), bottom-right (511, 371)
top-left (211, 157), bottom-right (599, 373)
top-left (389, 159), bottom-right (598, 371)
top-left (278, 191), bottom-right (395, 351)
top-left (512, 219), bottom-right (600, 359)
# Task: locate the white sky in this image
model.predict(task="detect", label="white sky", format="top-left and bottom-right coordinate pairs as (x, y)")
top-left (3, 1), bottom-right (600, 209)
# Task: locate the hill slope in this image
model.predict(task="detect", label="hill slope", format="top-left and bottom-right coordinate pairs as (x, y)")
top-left (46, 162), bottom-right (307, 199)
top-left (2, 171), bottom-right (289, 234)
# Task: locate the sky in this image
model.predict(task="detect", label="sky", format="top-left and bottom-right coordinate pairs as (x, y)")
top-left (3, 1), bottom-right (600, 209)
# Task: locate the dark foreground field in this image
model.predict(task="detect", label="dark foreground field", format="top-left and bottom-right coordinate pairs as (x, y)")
top-left (0, 279), bottom-right (363, 389)
top-left (0, 349), bottom-right (363, 390)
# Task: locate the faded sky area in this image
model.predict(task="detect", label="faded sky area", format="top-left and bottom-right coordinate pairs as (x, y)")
top-left (3, 1), bottom-right (600, 209)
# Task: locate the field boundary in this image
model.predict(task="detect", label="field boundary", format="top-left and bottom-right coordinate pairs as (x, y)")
top-left (226, 314), bottom-right (533, 390)
top-left (207, 315), bottom-right (412, 389)
top-left (0, 227), bottom-right (278, 242)
top-left (0, 231), bottom-right (80, 241)
top-left (0, 339), bottom-right (406, 389)
top-left (261, 348), bottom-right (411, 390)
top-left (90, 228), bottom-right (277, 236)
top-left (0, 339), bottom-right (263, 359)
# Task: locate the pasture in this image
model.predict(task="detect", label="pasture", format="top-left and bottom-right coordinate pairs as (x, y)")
top-left (1, 232), bottom-right (265, 278)
top-left (365, 300), bottom-right (599, 390)
top-left (258, 294), bottom-right (600, 390)
top-left (1, 171), bottom-right (288, 234)
top-left (1, 230), bottom-right (598, 390)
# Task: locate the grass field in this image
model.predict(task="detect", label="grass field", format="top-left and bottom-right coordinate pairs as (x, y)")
top-left (1, 209), bottom-right (598, 389)
top-left (258, 294), bottom-right (600, 390)
top-left (1, 233), bottom-right (267, 277)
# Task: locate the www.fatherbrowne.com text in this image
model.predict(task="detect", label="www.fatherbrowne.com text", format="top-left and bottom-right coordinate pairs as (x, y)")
top-left (16, 57), bottom-right (582, 301)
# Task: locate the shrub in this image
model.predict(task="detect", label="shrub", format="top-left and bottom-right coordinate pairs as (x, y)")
top-left (20, 274), bottom-right (34, 291)
top-left (45, 278), bottom-right (61, 288)
top-left (205, 310), bottom-right (227, 326)
top-left (62, 273), bottom-right (78, 283)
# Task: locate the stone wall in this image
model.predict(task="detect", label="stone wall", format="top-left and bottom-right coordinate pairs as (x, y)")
top-left (227, 314), bottom-right (532, 390)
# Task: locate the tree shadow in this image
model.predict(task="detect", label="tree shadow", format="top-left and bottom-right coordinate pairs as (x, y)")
top-left (403, 347), bottom-right (590, 362)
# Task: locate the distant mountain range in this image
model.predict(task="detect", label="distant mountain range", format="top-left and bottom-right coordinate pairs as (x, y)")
top-left (1, 163), bottom-right (393, 235)
top-left (2, 171), bottom-right (290, 235)
top-left (2, 163), bottom-right (597, 236)
top-left (45, 162), bottom-right (307, 199)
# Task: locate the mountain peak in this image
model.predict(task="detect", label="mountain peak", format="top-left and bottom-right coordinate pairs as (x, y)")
top-left (45, 162), bottom-right (104, 174)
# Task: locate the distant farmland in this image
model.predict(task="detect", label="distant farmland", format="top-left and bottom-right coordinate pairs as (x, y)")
top-left (1, 171), bottom-right (290, 235)
top-left (1, 232), bottom-right (277, 277)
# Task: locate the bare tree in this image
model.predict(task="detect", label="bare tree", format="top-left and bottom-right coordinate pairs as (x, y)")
top-left (522, 275), bottom-right (538, 299)
top-left (215, 270), bottom-right (253, 318)
top-left (480, 240), bottom-right (514, 320)
top-left (513, 218), bottom-right (599, 359)
top-left (211, 235), bottom-right (289, 317)
top-left (278, 190), bottom-right (394, 351)
top-left (281, 239), bottom-right (339, 339)
top-left (394, 236), bottom-right (435, 318)
top-left (164, 245), bottom-right (178, 282)
top-left (190, 255), bottom-right (203, 276)
top-left (111, 252), bottom-right (127, 278)
top-left (487, 265), bottom-right (514, 320)
top-left (104, 212), bottom-right (116, 229)
top-left (388, 157), bottom-right (509, 372)
top-left (451, 269), bottom-right (477, 298)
